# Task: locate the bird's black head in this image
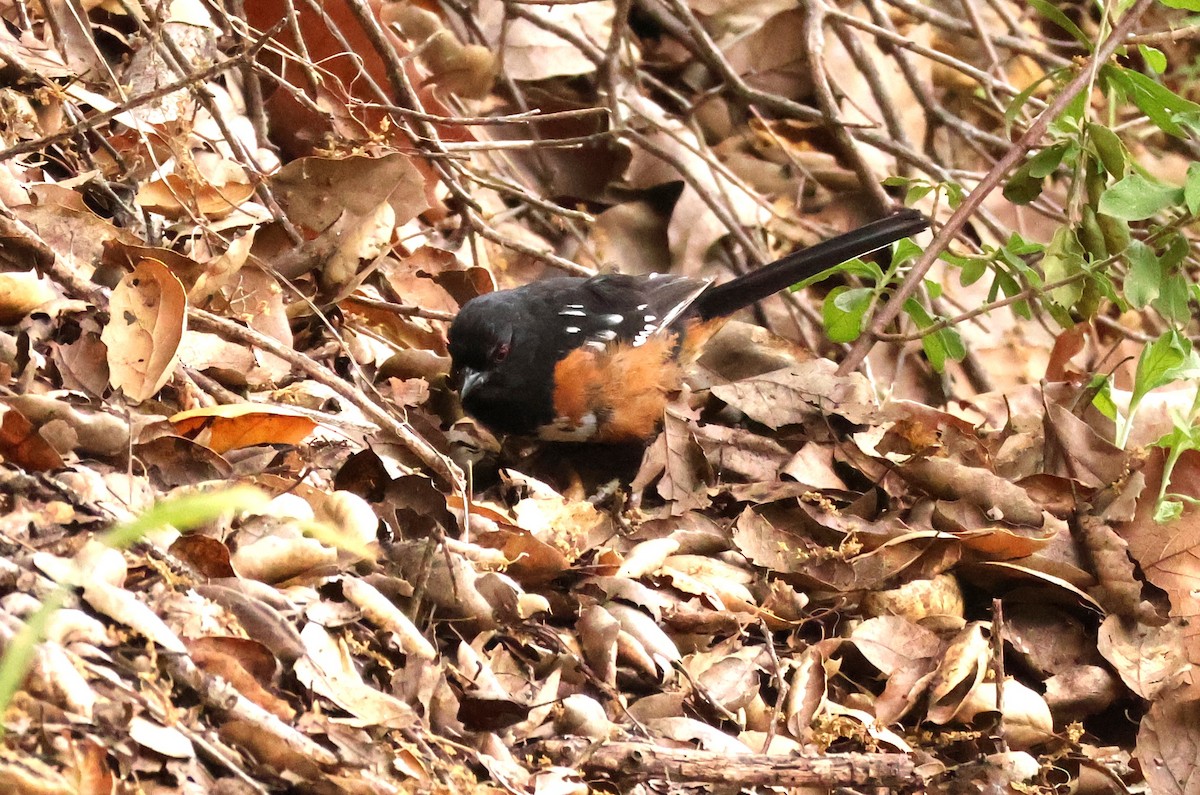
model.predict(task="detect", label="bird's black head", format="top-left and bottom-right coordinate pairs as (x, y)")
top-left (447, 290), bottom-right (559, 436)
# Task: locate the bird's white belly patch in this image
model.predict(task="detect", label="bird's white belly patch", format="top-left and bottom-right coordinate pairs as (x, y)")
top-left (540, 412), bottom-right (599, 441)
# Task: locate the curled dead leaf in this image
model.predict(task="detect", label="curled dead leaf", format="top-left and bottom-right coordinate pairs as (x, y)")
top-left (0, 405), bottom-right (64, 471)
top-left (135, 171), bottom-right (255, 220)
top-left (169, 404), bottom-right (316, 454)
top-left (956, 678), bottom-right (1054, 750)
top-left (102, 258), bottom-right (186, 403)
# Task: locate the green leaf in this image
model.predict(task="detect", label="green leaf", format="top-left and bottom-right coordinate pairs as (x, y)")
top-left (1186, 162), bottom-right (1200, 215)
top-left (1162, 231), bottom-right (1190, 270)
top-left (904, 299), bottom-right (962, 371)
top-left (992, 269), bottom-right (1023, 299)
top-left (1004, 232), bottom-right (1045, 257)
top-left (1154, 499), bottom-right (1184, 523)
top-left (788, 257), bottom-right (881, 293)
top-left (1028, 143), bottom-right (1068, 178)
top-left (959, 257), bottom-right (987, 286)
top-left (1138, 45), bottom-right (1167, 74)
top-left (1167, 350), bottom-right (1200, 381)
top-left (1103, 65), bottom-right (1200, 138)
top-left (1091, 268), bottom-right (1123, 309)
top-left (944, 182), bottom-right (964, 208)
top-left (922, 327), bottom-right (966, 372)
top-left (839, 259), bottom-right (887, 282)
top-left (1131, 331), bottom-right (1190, 413)
top-left (1086, 123), bottom-right (1127, 179)
top-left (1004, 159), bottom-right (1047, 205)
top-left (1027, 0), bottom-right (1092, 48)
top-left (1123, 239), bottom-right (1162, 309)
top-left (1159, 0), bottom-right (1200, 10)
top-left (1041, 226), bottom-right (1085, 309)
top-left (902, 297), bottom-right (933, 326)
top-left (1090, 374), bottom-right (1117, 421)
top-left (823, 287), bottom-right (872, 343)
top-left (1056, 87), bottom-right (1088, 134)
top-left (892, 238), bottom-right (923, 267)
top-left (1153, 273), bottom-right (1191, 325)
top-left (1154, 424), bottom-right (1200, 454)
top-left (1097, 173), bottom-right (1184, 220)
top-left (906, 184), bottom-right (933, 204)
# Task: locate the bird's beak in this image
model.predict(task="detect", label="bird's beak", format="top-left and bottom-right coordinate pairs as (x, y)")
top-left (458, 367), bottom-right (483, 401)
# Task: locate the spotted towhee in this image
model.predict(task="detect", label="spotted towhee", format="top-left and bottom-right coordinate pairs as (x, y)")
top-left (448, 209), bottom-right (930, 442)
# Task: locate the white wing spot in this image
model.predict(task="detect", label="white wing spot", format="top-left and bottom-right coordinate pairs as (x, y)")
top-left (559, 308), bottom-right (587, 317)
top-left (584, 340), bottom-right (606, 351)
top-left (565, 326), bottom-right (581, 334)
top-left (632, 323), bottom-right (657, 347)
top-left (643, 314), bottom-right (657, 322)
top-left (636, 303), bottom-right (649, 310)
top-left (600, 313), bottom-right (624, 325)
top-left (594, 329), bottom-right (617, 341)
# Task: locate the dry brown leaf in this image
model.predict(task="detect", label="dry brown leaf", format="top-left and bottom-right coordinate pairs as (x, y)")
top-left (0, 405), bottom-right (64, 471)
top-left (1042, 397), bottom-right (1128, 488)
top-left (341, 576), bottom-right (436, 661)
top-left (784, 648), bottom-right (827, 741)
top-left (925, 622), bottom-right (990, 724)
top-left (955, 678), bottom-right (1054, 750)
top-left (685, 646), bottom-right (762, 715)
top-left (0, 271), bottom-right (57, 323)
top-left (1097, 615), bottom-right (1191, 702)
top-left (1075, 513), bottom-right (1151, 621)
top-left (101, 258), bottom-right (187, 403)
top-left (169, 534), bottom-right (235, 578)
top-left (295, 623), bottom-right (417, 728)
top-left (53, 315), bottom-right (110, 397)
top-left (710, 360), bottom-right (878, 430)
top-left (269, 153), bottom-right (428, 236)
top-left (850, 616), bottom-right (944, 725)
top-left (1135, 695), bottom-right (1200, 795)
top-left (1043, 665), bottom-right (1122, 722)
top-left (860, 574), bottom-right (965, 622)
top-left (632, 406), bottom-right (712, 515)
top-left (604, 602), bottom-right (681, 681)
top-left (82, 581), bottom-right (188, 654)
top-left (128, 716), bottom-right (195, 759)
top-left (477, 0), bottom-right (611, 80)
top-left (218, 719), bottom-right (323, 780)
top-left (1119, 449), bottom-right (1200, 661)
top-left (692, 424), bottom-right (791, 482)
top-left (231, 533), bottom-right (336, 584)
top-left (169, 404), bottom-right (316, 454)
top-left (577, 604), bottom-right (621, 689)
top-left (135, 171), bottom-right (256, 220)
top-left (381, 3), bottom-right (496, 97)
top-left (6, 394), bottom-right (129, 459)
top-left (898, 456), bottom-right (1045, 527)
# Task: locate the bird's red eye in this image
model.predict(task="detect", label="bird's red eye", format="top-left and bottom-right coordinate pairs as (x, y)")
top-left (491, 342), bottom-right (510, 363)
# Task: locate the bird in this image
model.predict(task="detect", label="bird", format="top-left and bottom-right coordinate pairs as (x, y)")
top-left (448, 209), bottom-right (930, 442)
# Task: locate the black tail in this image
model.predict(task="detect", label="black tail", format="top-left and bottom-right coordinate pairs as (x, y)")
top-left (694, 208), bottom-right (930, 320)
